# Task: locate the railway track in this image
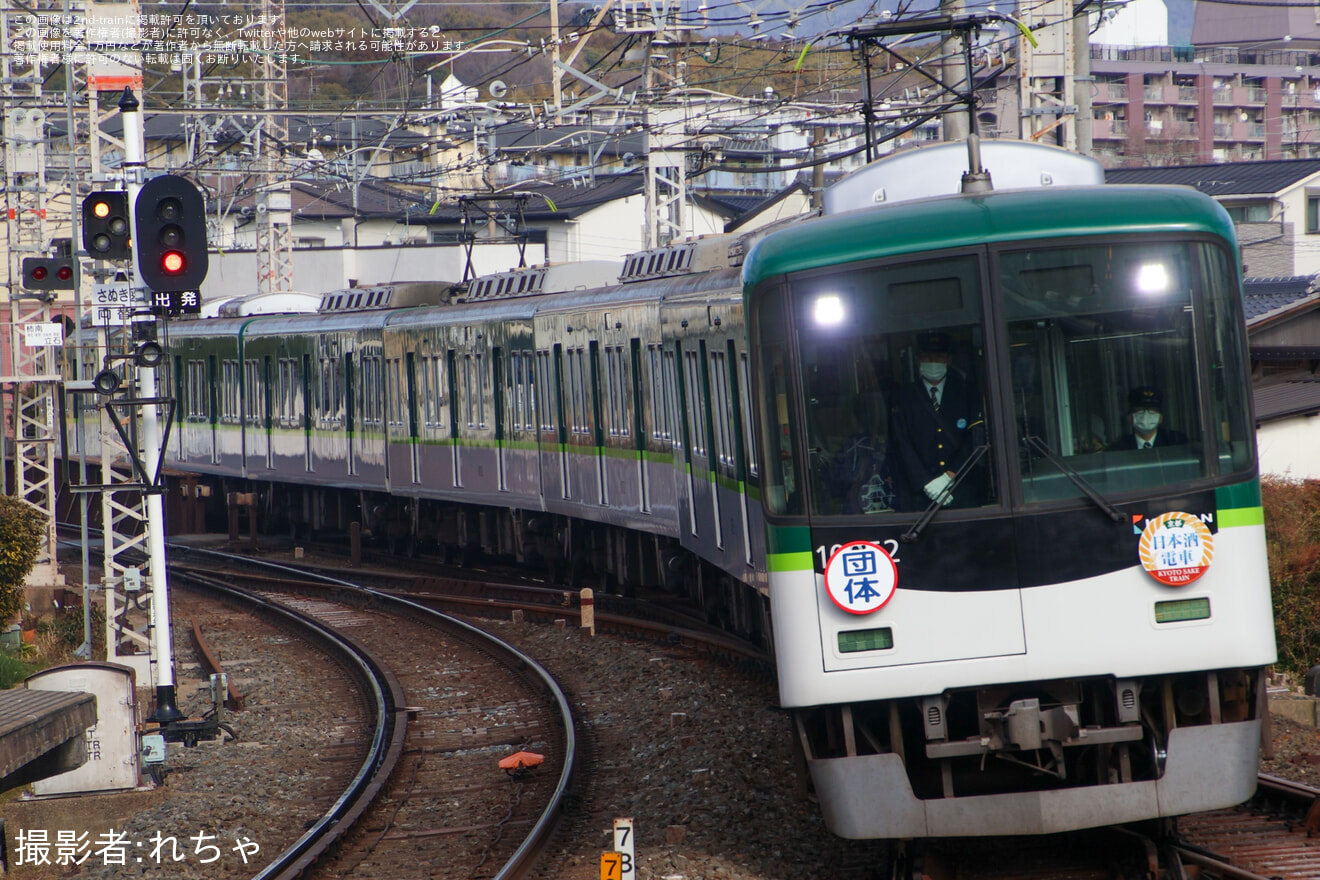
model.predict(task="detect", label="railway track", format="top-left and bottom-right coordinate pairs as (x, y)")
top-left (174, 543), bottom-right (769, 667)
top-left (172, 555), bottom-right (577, 880)
top-left (1169, 774), bottom-right (1320, 880)
top-left (65, 531), bottom-right (1320, 880)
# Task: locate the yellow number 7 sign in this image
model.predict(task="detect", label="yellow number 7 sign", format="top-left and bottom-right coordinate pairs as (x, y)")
top-left (600, 852), bottom-right (623, 880)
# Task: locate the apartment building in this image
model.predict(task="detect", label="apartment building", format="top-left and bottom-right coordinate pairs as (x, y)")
top-left (1091, 43), bottom-right (1320, 166)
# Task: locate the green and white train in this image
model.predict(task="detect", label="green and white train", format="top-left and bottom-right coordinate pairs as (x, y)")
top-left (76, 140), bottom-right (1276, 839)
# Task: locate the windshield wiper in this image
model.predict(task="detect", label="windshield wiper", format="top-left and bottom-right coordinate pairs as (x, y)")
top-left (1021, 434), bottom-right (1124, 523)
top-left (901, 444), bottom-right (991, 543)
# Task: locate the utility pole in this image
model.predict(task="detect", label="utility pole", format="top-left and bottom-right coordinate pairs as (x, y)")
top-left (550, 0), bottom-right (563, 114)
top-left (1074, 9), bottom-right (1093, 156)
top-left (118, 89), bottom-right (182, 723)
top-left (941, 0), bottom-right (969, 141)
top-left (1018, 0), bottom-right (1078, 148)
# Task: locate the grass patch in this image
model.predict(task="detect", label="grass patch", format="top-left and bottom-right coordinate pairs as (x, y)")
top-left (0, 652), bottom-right (42, 690)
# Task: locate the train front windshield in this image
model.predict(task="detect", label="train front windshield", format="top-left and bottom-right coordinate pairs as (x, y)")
top-left (756, 238), bottom-right (1254, 518)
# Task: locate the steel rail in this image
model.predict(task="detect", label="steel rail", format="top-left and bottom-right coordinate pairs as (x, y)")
top-left (170, 544), bottom-right (579, 880)
top-left (171, 570), bottom-right (408, 880)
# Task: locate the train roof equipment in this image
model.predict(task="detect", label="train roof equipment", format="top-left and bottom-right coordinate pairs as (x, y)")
top-left (318, 281), bottom-right (453, 312)
top-left (620, 237), bottom-right (739, 283)
top-left (457, 261), bottom-right (622, 303)
top-left (823, 140), bottom-right (1106, 215)
top-left (215, 291), bottom-right (323, 317)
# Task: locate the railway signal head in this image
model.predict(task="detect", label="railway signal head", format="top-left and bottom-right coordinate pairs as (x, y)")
top-left (135, 175), bottom-right (209, 292)
top-left (82, 190), bottom-right (132, 260)
top-left (21, 257), bottom-right (75, 294)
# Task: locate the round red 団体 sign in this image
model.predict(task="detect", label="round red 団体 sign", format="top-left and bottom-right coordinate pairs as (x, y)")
top-left (823, 541), bottom-right (898, 615)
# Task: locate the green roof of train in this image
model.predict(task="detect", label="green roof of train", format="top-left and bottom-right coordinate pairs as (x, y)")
top-left (742, 184), bottom-right (1238, 286)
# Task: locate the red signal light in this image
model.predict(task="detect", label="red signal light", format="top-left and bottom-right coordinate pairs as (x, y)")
top-left (162, 251), bottom-right (185, 274)
top-left (32, 265), bottom-right (48, 281)
top-left (57, 265), bottom-right (73, 281)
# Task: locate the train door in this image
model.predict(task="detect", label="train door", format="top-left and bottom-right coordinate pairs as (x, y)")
top-left (244, 357), bottom-right (266, 473)
top-left (733, 343), bottom-right (757, 565)
top-left (589, 341), bottom-right (607, 505)
top-left (534, 349), bottom-right (556, 503)
top-left (208, 354), bottom-right (219, 465)
top-left (302, 353), bottom-right (313, 472)
top-left (493, 347), bottom-right (507, 492)
top-left (631, 339), bottom-right (649, 513)
top-left (447, 349), bottom-right (461, 487)
top-left (263, 356), bottom-right (274, 470)
top-left (554, 344), bottom-right (570, 498)
top-left (673, 342), bottom-right (697, 534)
top-left (172, 355), bottom-right (186, 463)
top-left (406, 352), bottom-right (421, 484)
top-left (698, 340), bottom-right (723, 549)
top-left (344, 350), bottom-right (357, 476)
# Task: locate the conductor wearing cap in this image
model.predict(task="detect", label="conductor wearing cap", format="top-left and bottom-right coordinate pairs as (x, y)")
top-left (1110, 386), bottom-right (1188, 450)
top-left (890, 332), bottom-right (985, 511)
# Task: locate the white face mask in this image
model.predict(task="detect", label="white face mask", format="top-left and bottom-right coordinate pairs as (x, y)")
top-left (919, 361), bottom-right (948, 383)
top-left (1133, 411), bottom-right (1161, 434)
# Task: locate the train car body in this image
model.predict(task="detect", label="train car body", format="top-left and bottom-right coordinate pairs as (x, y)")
top-left (63, 139), bottom-right (1270, 843)
top-left (742, 146), bottom-right (1274, 837)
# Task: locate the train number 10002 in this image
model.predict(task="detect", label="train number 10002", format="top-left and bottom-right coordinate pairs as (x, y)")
top-left (815, 541), bottom-right (900, 569)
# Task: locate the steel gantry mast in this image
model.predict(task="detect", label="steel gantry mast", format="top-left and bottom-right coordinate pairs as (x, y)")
top-left (615, 0), bottom-right (700, 247)
top-left (3, 1), bottom-right (65, 594)
top-left (256, 0), bottom-right (294, 295)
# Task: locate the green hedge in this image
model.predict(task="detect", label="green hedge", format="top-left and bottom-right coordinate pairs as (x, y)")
top-left (0, 496), bottom-right (45, 623)
top-left (1263, 478), bottom-right (1320, 674)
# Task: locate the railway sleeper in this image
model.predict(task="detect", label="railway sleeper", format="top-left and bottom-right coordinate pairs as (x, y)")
top-left (182, 477), bottom-right (767, 642)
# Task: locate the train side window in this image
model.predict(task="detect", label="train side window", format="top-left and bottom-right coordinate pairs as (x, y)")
top-left (603, 345), bottom-right (629, 439)
top-left (648, 344), bottom-right (670, 441)
top-left (684, 348), bottom-right (707, 456)
top-left (1199, 245), bottom-right (1254, 476)
top-left (663, 348), bottom-right (681, 450)
top-left (511, 354), bottom-right (523, 432)
top-left (276, 359), bottom-right (289, 427)
top-left (187, 360), bottom-right (207, 421)
top-left (567, 347), bottom-right (586, 436)
top-left (360, 357), bottom-right (374, 426)
top-left (521, 353), bottom-right (533, 432)
top-left (388, 357), bottom-right (404, 428)
top-left (476, 351), bottom-right (487, 429)
top-left (536, 350), bottom-right (555, 433)
top-left (433, 352), bottom-right (449, 435)
top-left (221, 359), bottom-right (240, 424)
top-left (463, 354), bottom-right (475, 428)
top-left (244, 359), bottom-right (262, 426)
top-left (710, 348), bottom-right (733, 469)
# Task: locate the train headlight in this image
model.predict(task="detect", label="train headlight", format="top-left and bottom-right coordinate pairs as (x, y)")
top-left (813, 294), bottom-right (845, 326)
top-left (1135, 263), bottom-right (1170, 294)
